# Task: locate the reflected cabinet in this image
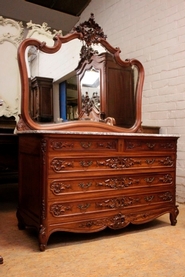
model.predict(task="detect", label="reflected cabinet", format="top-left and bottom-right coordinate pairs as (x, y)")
top-left (77, 52), bottom-right (136, 128)
top-left (30, 76), bottom-right (53, 123)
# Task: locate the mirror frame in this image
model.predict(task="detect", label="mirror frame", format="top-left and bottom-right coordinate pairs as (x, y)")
top-left (17, 14), bottom-right (144, 133)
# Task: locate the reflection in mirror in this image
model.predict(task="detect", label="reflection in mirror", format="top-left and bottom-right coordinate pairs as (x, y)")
top-left (80, 68), bottom-right (100, 119)
top-left (26, 39), bottom-right (83, 123)
top-left (76, 50), bottom-right (140, 128)
top-left (66, 75), bottom-right (78, 120)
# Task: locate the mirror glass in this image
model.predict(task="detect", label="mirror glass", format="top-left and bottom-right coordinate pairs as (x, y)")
top-left (23, 41), bottom-right (142, 127)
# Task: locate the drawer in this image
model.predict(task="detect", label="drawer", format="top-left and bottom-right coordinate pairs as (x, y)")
top-left (48, 138), bottom-right (118, 152)
top-left (48, 189), bottom-right (174, 222)
top-left (48, 154), bottom-right (176, 176)
top-left (48, 206), bottom-right (174, 232)
top-left (48, 172), bottom-right (175, 198)
top-left (124, 138), bottom-right (177, 152)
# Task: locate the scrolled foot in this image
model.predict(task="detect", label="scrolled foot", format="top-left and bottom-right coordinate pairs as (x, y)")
top-left (170, 205), bottom-right (179, 226)
top-left (0, 256), bottom-right (3, 264)
top-left (39, 244), bottom-right (46, 251)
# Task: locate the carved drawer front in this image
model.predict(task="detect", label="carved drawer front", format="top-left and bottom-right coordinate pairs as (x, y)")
top-left (124, 139), bottom-right (177, 152)
top-left (48, 206), bottom-right (173, 232)
top-left (48, 172), bottom-right (175, 198)
top-left (48, 154), bottom-right (176, 176)
top-left (48, 138), bottom-right (118, 152)
top-left (48, 189), bottom-right (174, 222)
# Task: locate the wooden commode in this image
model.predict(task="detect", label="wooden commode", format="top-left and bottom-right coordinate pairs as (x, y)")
top-left (17, 131), bottom-right (178, 251)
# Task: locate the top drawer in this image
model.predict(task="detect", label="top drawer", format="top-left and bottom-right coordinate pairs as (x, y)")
top-left (124, 138), bottom-right (177, 152)
top-left (48, 138), bottom-right (119, 152)
top-left (47, 136), bottom-right (177, 154)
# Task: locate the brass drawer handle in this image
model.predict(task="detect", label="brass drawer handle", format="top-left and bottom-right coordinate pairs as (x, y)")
top-left (80, 142), bottom-right (92, 149)
top-left (77, 203), bottom-right (90, 212)
top-left (145, 195), bottom-right (155, 202)
top-left (146, 143), bottom-right (156, 149)
top-left (146, 159), bottom-right (155, 165)
top-left (79, 182), bottom-right (92, 189)
top-left (145, 177), bottom-right (155, 183)
top-left (80, 160), bottom-right (93, 167)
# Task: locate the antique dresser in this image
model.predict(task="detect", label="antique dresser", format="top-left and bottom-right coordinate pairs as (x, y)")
top-left (16, 14), bottom-right (179, 251)
top-left (17, 130), bottom-right (178, 251)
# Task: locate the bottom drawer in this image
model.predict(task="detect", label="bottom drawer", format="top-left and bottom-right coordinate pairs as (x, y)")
top-left (48, 205), bottom-right (177, 233)
top-left (48, 189), bottom-right (174, 223)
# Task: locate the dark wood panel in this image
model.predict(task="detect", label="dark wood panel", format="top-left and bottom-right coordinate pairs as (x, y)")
top-left (0, 134), bottom-right (18, 183)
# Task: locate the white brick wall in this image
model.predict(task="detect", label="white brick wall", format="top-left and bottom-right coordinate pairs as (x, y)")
top-left (80, 0), bottom-right (185, 202)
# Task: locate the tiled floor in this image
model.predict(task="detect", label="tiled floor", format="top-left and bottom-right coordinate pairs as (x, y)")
top-left (0, 183), bottom-right (185, 277)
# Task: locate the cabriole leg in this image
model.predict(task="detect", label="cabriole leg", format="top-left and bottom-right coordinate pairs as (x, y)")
top-left (39, 224), bottom-right (48, 251)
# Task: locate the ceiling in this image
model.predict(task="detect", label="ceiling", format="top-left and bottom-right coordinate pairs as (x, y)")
top-left (25, 0), bottom-right (91, 16)
top-left (0, 0), bottom-right (91, 34)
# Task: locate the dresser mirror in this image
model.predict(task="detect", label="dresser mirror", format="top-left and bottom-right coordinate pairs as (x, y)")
top-left (17, 14), bottom-right (144, 132)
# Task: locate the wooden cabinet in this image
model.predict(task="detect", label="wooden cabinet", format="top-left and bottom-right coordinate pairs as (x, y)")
top-left (77, 52), bottom-right (136, 128)
top-left (17, 131), bottom-right (179, 251)
top-left (30, 77), bottom-right (53, 122)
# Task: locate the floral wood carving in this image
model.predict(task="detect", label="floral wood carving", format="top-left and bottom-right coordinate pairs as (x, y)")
top-left (17, 115), bottom-right (31, 131)
top-left (158, 157), bottom-right (174, 166)
top-left (50, 181), bottom-right (71, 194)
top-left (51, 158), bottom-right (74, 172)
top-left (39, 224), bottom-right (46, 240)
top-left (79, 213), bottom-right (127, 230)
top-left (97, 141), bottom-right (117, 149)
top-left (96, 157), bottom-right (141, 169)
top-left (41, 139), bottom-right (47, 165)
top-left (79, 45), bottom-right (99, 64)
top-left (159, 192), bottom-right (173, 201)
top-left (96, 196), bottom-right (140, 209)
top-left (50, 204), bottom-right (72, 216)
top-left (73, 13), bottom-right (107, 47)
top-left (159, 174), bottom-right (173, 184)
top-left (96, 177), bottom-right (139, 189)
top-left (160, 143), bottom-right (175, 150)
top-left (50, 140), bottom-right (74, 150)
top-left (41, 199), bottom-right (46, 220)
top-left (73, 13), bottom-right (107, 65)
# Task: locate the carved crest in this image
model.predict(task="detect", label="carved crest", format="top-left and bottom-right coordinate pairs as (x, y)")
top-left (72, 13), bottom-right (107, 46)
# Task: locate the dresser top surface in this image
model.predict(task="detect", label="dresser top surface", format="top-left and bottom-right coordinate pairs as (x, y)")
top-left (17, 130), bottom-right (179, 139)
